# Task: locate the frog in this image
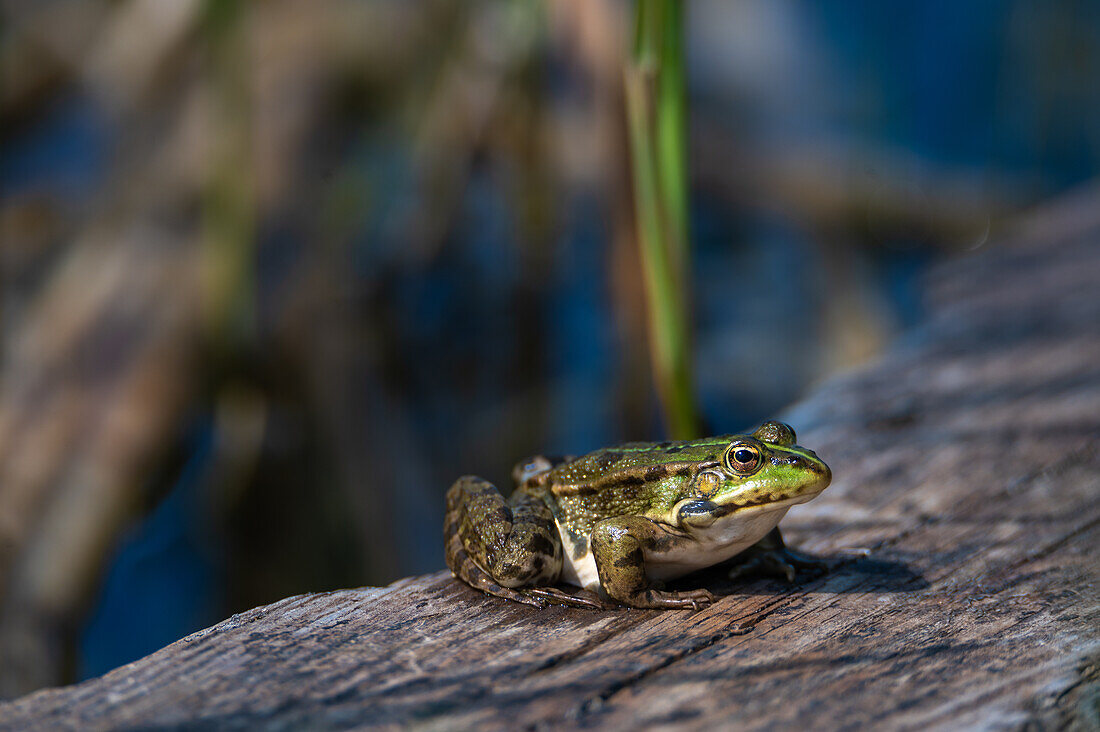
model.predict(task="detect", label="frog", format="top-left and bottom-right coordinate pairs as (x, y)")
top-left (444, 420), bottom-right (831, 610)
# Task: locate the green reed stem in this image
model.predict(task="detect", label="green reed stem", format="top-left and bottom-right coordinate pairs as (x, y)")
top-left (626, 0), bottom-right (698, 439)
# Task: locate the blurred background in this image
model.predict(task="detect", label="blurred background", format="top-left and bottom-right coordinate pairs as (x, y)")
top-left (1, 0), bottom-right (1098, 697)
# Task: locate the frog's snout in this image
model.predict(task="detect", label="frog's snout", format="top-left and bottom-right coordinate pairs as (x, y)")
top-left (808, 454), bottom-right (832, 487)
top-left (794, 448), bottom-right (831, 487)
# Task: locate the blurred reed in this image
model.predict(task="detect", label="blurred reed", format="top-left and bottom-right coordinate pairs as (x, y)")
top-left (625, 0), bottom-right (699, 440)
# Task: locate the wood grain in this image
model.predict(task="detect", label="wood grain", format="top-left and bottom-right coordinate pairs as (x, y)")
top-left (2, 188), bottom-right (1099, 730)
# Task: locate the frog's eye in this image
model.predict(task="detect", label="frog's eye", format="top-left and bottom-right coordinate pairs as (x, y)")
top-left (724, 443), bottom-right (761, 474)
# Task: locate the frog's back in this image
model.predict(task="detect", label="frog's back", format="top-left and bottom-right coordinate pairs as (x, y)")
top-left (546, 437), bottom-right (733, 496)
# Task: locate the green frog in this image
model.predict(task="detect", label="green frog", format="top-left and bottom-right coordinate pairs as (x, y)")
top-left (444, 420), bottom-right (831, 609)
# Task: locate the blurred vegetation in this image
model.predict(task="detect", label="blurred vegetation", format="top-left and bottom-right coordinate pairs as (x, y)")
top-left (1, 0), bottom-right (1098, 697)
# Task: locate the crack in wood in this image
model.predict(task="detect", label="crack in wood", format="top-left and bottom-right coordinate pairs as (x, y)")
top-left (528, 619), bottom-right (648, 674)
top-left (569, 628), bottom-right (745, 720)
top-left (565, 588), bottom-right (837, 721)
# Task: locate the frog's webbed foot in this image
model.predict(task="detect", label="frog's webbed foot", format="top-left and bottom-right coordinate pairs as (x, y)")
top-left (726, 527), bottom-right (828, 583)
top-left (522, 586), bottom-right (605, 610)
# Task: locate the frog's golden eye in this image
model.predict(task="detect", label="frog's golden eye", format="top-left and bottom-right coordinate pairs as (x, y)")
top-left (724, 443), bottom-right (761, 474)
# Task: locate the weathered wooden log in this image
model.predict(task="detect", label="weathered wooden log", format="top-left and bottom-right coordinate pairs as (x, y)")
top-left (1, 187), bottom-right (1098, 730)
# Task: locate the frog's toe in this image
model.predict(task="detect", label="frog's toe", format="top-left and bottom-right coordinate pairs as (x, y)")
top-left (511, 592), bottom-right (549, 609)
top-left (783, 547), bottom-right (829, 574)
top-left (523, 586), bottom-right (605, 610)
top-left (457, 574), bottom-right (548, 608)
top-left (684, 588), bottom-right (718, 610)
top-left (634, 588), bottom-right (716, 610)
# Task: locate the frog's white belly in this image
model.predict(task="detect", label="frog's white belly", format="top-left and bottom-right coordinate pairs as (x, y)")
top-left (559, 497), bottom-right (813, 590)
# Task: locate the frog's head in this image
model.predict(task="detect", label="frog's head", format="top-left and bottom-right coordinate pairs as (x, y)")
top-left (674, 421), bottom-right (831, 530)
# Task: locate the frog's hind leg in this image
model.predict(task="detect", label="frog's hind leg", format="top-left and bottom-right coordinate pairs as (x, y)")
top-left (445, 476), bottom-right (564, 606)
top-left (444, 531), bottom-right (547, 608)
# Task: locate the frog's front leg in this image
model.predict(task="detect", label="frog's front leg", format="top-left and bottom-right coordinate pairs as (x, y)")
top-left (725, 527), bottom-right (828, 583)
top-left (590, 516), bottom-right (716, 610)
top-left (445, 476), bottom-right (580, 608)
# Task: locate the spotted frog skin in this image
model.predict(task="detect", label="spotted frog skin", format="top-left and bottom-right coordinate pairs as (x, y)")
top-left (444, 421), bottom-right (831, 609)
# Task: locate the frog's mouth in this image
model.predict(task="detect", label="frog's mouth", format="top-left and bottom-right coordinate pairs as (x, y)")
top-left (712, 489), bottom-right (826, 517)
